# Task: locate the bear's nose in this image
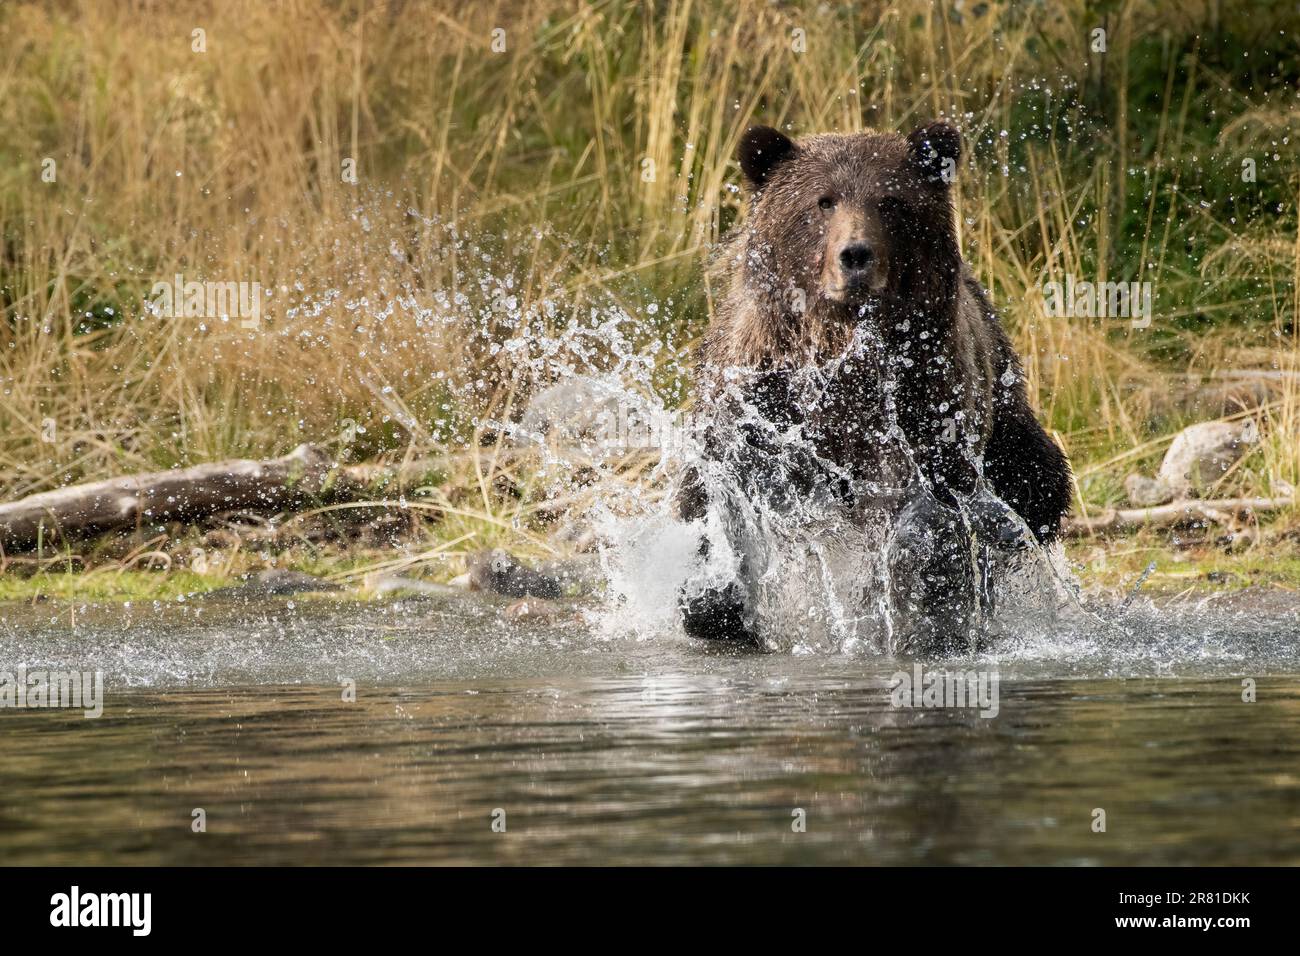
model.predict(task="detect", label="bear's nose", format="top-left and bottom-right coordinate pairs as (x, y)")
top-left (839, 243), bottom-right (874, 273)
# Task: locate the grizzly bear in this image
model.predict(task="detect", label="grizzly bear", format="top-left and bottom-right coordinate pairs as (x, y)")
top-left (676, 122), bottom-right (1073, 655)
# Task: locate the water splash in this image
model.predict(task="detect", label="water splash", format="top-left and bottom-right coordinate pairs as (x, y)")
top-left (545, 316), bottom-right (1087, 656)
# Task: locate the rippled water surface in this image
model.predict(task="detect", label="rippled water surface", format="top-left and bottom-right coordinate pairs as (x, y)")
top-left (1, 592), bottom-right (1298, 865)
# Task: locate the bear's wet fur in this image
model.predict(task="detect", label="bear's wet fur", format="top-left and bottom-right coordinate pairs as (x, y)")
top-left (678, 122), bottom-right (1073, 654)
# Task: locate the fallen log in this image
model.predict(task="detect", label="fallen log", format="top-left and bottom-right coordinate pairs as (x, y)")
top-left (6, 446), bottom-right (1295, 552)
top-left (0, 445), bottom-right (442, 553)
top-left (1065, 496), bottom-right (1296, 537)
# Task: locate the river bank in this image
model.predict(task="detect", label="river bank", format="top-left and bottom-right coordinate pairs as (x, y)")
top-left (3, 525), bottom-right (1298, 607)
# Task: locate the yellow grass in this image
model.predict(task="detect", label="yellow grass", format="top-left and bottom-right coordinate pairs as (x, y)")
top-left (0, 0), bottom-right (1296, 528)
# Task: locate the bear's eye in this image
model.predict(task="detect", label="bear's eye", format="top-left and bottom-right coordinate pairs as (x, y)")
top-left (817, 196), bottom-right (835, 211)
top-left (879, 196), bottom-right (906, 214)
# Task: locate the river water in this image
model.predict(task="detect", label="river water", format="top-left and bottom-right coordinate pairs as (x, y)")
top-left (1, 590), bottom-right (1297, 865)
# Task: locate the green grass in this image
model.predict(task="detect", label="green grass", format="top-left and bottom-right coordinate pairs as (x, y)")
top-left (0, 569), bottom-right (229, 604)
top-left (1066, 536), bottom-right (1300, 595)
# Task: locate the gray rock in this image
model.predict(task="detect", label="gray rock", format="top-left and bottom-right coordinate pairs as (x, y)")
top-left (1157, 420), bottom-right (1258, 498)
top-left (466, 548), bottom-right (603, 599)
top-left (1125, 419), bottom-right (1258, 506)
top-left (468, 548), bottom-right (564, 599)
top-left (1124, 473), bottom-right (1174, 507)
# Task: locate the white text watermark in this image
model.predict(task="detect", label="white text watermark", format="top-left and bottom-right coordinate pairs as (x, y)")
top-left (0, 667), bottom-right (103, 718)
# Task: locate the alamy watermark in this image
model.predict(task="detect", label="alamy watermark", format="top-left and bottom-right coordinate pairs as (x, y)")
top-left (0, 667), bottom-right (104, 718)
top-left (1040, 275), bottom-right (1152, 329)
top-left (513, 396), bottom-right (695, 456)
top-left (50, 886), bottom-right (150, 936)
top-left (889, 663), bottom-right (999, 718)
top-left (148, 273), bottom-right (262, 329)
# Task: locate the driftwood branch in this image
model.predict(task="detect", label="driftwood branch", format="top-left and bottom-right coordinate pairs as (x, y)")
top-left (1065, 497), bottom-right (1296, 537)
top-left (0, 444), bottom-right (441, 552)
top-left (4, 443), bottom-right (1295, 552)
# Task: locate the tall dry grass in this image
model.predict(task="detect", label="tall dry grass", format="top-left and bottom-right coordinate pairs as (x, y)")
top-left (0, 0), bottom-right (1297, 520)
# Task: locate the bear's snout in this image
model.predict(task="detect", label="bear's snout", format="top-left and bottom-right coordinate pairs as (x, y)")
top-left (838, 242), bottom-right (875, 279)
top-left (824, 236), bottom-right (887, 302)
top-left (839, 242), bottom-right (873, 271)
top-left (819, 204), bottom-right (889, 303)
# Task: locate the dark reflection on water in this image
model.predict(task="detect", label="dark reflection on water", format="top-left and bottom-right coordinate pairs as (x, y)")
top-left (0, 595), bottom-right (1298, 864)
top-left (1, 677), bottom-right (1298, 865)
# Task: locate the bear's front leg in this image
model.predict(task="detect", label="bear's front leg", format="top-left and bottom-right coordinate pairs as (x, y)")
top-left (680, 579), bottom-right (760, 645)
top-left (963, 483), bottom-right (1035, 551)
top-left (674, 464), bottom-right (762, 646)
top-left (887, 488), bottom-right (979, 656)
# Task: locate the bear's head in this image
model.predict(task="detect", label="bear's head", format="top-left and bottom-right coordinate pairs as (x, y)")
top-left (734, 122), bottom-right (963, 325)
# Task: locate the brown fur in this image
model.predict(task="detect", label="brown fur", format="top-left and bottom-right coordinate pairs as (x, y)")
top-left (692, 123), bottom-right (1069, 531)
top-left (702, 131), bottom-right (952, 369)
top-left (677, 123), bottom-right (1074, 647)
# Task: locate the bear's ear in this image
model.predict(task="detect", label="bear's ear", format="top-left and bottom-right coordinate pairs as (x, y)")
top-left (906, 122), bottom-right (961, 184)
top-left (738, 125), bottom-right (796, 190)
